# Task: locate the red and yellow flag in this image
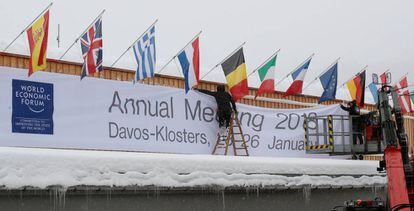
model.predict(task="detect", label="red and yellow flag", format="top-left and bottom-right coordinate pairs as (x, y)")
top-left (346, 70), bottom-right (366, 107)
top-left (221, 48), bottom-right (248, 101)
top-left (26, 10), bottom-right (50, 76)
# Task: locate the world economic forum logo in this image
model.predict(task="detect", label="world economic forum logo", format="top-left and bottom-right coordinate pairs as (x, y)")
top-left (12, 79), bottom-right (54, 135)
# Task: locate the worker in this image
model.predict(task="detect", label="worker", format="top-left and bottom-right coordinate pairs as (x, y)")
top-left (341, 100), bottom-right (363, 144)
top-left (194, 85), bottom-right (238, 136)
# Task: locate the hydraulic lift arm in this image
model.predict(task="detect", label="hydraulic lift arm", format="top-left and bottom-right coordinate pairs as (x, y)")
top-left (378, 86), bottom-right (411, 211)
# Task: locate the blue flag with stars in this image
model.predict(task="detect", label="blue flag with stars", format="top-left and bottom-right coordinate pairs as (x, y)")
top-left (319, 62), bottom-right (338, 103)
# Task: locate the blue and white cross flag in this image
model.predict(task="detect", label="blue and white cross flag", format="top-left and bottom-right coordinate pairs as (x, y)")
top-left (132, 26), bottom-right (156, 82)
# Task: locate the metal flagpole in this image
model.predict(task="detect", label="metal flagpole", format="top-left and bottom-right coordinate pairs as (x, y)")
top-left (247, 49), bottom-right (280, 77)
top-left (302, 57), bottom-right (340, 91)
top-left (200, 41), bottom-right (246, 80)
top-left (364, 69), bottom-right (389, 88)
top-left (383, 69), bottom-right (390, 74)
top-left (4, 2), bottom-right (53, 52)
top-left (338, 65), bottom-right (368, 89)
top-left (110, 19), bottom-right (159, 68)
top-left (365, 69), bottom-right (396, 89)
top-left (395, 84), bottom-right (414, 92)
top-left (157, 30), bottom-right (202, 74)
top-left (59, 9), bottom-right (105, 60)
top-left (274, 53), bottom-right (315, 87)
top-left (394, 72), bottom-right (409, 85)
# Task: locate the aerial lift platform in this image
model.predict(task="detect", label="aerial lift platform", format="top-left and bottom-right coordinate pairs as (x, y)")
top-left (304, 73), bottom-right (413, 211)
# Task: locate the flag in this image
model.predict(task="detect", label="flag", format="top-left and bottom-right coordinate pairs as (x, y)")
top-left (410, 92), bottom-right (414, 109)
top-left (284, 58), bottom-right (312, 97)
top-left (255, 55), bottom-right (277, 99)
top-left (177, 37), bottom-right (200, 93)
top-left (221, 48), bottom-right (248, 101)
top-left (394, 77), bottom-right (413, 114)
top-left (346, 70), bottom-right (366, 107)
top-left (319, 62), bottom-right (338, 103)
top-left (133, 26), bottom-right (156, 81)
top-left (26, 10), bottom-right (50, 76)
top-left (80, 18), bottom-right (103, 79)
top-left (368, 83), bottom-right (379, 104)
top-left (380, 71), bottom-right (387, 84)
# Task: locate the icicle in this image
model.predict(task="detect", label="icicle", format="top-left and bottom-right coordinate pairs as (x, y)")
top-left (302, 185), bottom-right (311, 205)
top-left (57, 187), bottom-right (67, 211)
top-left (221, 190), bottom-right (226, 211)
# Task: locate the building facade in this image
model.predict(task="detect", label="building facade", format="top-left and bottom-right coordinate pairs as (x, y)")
top-left (0, 51), bottom-right (413, 157)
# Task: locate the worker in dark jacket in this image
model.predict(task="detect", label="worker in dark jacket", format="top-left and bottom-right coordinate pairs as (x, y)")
top-left (341, 100), bottom-right (363, 144)
top-left (194, 85), bottom-right (238, 135)
top-left (340, 100), bottom-right (360, 115)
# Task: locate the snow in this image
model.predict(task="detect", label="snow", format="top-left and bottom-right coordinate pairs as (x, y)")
top-left (0, 147), bottom-right (385, 189)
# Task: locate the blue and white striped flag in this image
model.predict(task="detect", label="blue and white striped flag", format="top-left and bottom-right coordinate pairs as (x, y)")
top-left (132, 26), bottom-right (156, 81)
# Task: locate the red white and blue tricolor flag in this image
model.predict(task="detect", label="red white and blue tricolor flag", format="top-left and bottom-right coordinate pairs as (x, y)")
top-left (284, 57), bottom-right (312, 96)
top-left (177, 37), bottom-right (200, 93)
top-left (80, 18), bottom-right (103, 79)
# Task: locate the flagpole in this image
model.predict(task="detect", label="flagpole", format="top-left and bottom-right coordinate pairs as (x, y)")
top-left (157, 30), bottom-right (202, 74)
top-left (396, 84), bottom-right (414, 92)
top-left (274, 53), bottom-right (315, 87)
top-left (365, 69), bottom-right (391, 89)
top-left (382, 69), bottom-right (390, 74)
top-left (59, 9), bottom-right (105, 60)
top-left (3, 2), bottom-right (53, 52)
top-left (200, 41), bottom-right (246, 80)
top-left (247, 49), bottom-right (280, 77)
top-left (302, 57), bottom-right (340, 91)
top-left (338, 65), bottom-right (368, 89)
top-left (110, 19), bottom-right (159, 68)
top-left (394, 72), bottom-right (409, 85)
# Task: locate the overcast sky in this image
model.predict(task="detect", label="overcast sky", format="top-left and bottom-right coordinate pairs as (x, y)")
top-left (0, 0), bottom-right (413, 101)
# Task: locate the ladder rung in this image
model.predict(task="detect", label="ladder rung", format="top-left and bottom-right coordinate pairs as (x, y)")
top-left (212, 115), bottom-right (249, 157)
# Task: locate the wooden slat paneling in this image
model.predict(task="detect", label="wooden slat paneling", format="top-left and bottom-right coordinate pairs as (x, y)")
top-left (0, 51), bottom-right (413, 153)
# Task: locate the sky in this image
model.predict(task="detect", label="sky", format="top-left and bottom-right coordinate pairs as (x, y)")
top-left (0, 0), bottom-right (413, 102)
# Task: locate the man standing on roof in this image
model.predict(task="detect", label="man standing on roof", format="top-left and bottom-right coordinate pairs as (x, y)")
top-left (194, 85), bottom-right (238, 135)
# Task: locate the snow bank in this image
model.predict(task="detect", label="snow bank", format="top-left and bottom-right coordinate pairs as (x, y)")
top-left (0, 147), bottom-right (385, 189)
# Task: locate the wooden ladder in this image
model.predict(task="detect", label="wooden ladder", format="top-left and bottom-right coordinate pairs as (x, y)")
top-left (212, 113), bottom-right (249, 156)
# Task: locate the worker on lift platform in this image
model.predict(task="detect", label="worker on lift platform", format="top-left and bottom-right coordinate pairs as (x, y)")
top-left (341, 100), bottom-right (364, 145)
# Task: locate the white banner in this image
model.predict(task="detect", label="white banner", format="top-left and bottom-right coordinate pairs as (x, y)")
top-left (0, 67), bottom-right (349, 157)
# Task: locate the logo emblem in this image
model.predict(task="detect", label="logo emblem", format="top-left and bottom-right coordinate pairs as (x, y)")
top-left (12, 79), bottom-right (54, 135)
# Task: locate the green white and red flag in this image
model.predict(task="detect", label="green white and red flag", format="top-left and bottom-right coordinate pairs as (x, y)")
top-left (255, 55), bottom-right (277, 99)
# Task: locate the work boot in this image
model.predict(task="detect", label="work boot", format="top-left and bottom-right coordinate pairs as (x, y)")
top-left (219, 127), bottom-right (227, 137)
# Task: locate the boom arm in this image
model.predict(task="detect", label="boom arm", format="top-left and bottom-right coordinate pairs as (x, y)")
top-left (378, 86), bottom-right (411, 210)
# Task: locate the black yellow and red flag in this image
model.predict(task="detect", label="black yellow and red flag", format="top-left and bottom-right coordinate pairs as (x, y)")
top-left (346, 70), bottom-right (366, 107)
top-left (221, 48), bottom-right (248, 101)
top-left (26, 10), bottom-right (50, 76)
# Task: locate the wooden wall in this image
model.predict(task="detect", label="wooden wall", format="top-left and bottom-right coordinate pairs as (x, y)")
top-left (1, 51), bottom-right (413, 156)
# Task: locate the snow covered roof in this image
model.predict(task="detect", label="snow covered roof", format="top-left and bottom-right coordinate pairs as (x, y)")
top-left (0, 147), bottom-right (386, 190)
